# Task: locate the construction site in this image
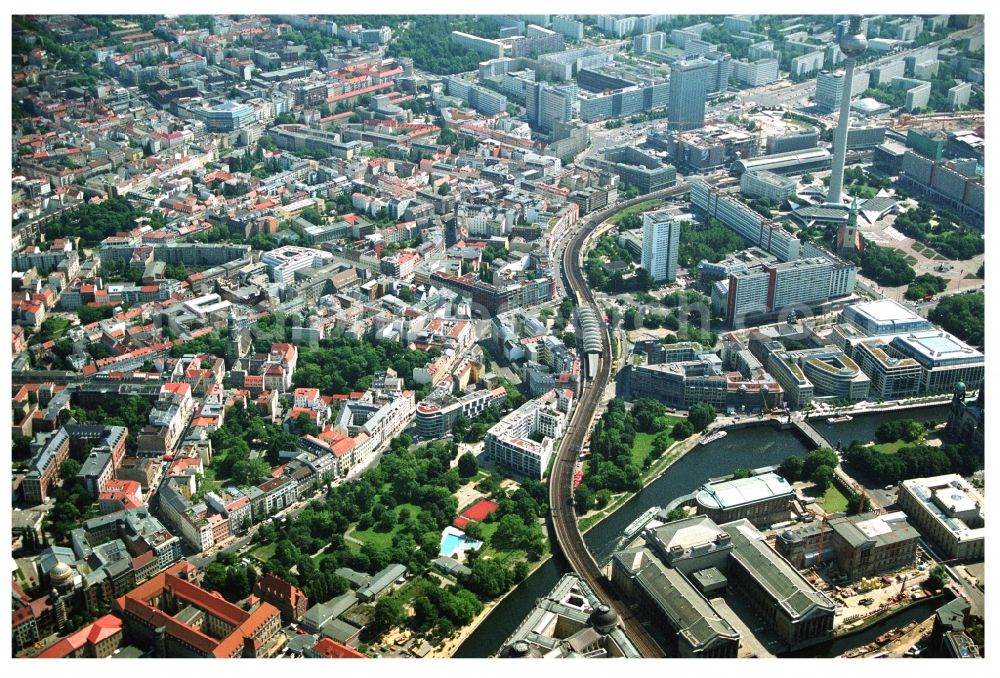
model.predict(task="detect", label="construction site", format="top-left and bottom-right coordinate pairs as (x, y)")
top-left (608, 470), bottom-right (947, 658)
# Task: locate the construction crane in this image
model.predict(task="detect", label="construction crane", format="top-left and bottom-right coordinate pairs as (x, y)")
top-left (804, 506), bottom-right (830, 568)
top-left (895, 574), bottom-right (909, 602)
top-left (760, 384), bottom-right (772, 415)
top-left (815, 511), bottom-right (829, 567)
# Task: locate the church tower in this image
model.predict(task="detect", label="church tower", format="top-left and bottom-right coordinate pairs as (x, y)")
top-left (226, 309), bottom-right (253, 367)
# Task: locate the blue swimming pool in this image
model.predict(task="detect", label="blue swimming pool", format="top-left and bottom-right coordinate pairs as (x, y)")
top-left (439, 528), bottom-right (483, 558)
top-left (440, 533), bottom-right (465, 557)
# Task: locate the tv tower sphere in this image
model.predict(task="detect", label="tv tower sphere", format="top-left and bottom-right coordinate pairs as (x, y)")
top-left (839, 16), bottom-right (868, 58)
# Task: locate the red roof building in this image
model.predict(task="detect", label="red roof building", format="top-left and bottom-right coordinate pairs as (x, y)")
top-left (113, 563), bottom-right (282, 658)
top-left (305, 637), bottom-right (367, 658)
top-left (253, 573), bottom-right (309, 623)
top-left (37, 614), bottom-right (123, 658)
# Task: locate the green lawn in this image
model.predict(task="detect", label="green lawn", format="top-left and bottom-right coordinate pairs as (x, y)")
top-left (872, 439), bottom-right (907, 454)
top-left (608, 199), bottom-right (663, 225)
top-left (479, 521), bottom-right (499, 543)
top-left (30, 316), bottom-right (72, 345)
top-left (630, 433), bottom-right (656, 467)
top-left (579, 510), bottom-right (610, 533)
top-left (351, 502), bottom-right (422, 551)
top-left (819, 485), bottom-right (850, 514)
top-left (250, 542), bottom-right (277, 562)
top-left (630, 416), bottom-right (685, 468)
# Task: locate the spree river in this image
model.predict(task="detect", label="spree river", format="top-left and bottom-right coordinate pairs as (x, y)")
top-left (455, 405), bottom-right (952, 658)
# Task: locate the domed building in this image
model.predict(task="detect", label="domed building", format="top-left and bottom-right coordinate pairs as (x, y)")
top-left (851, 97), bottom-right (891, 117)
top-left (946, 382), bottom-right (984, 453)
top-left (587, 604), bottom-right (619, 634)
top-left (494, 574), bottom-right (641, 658)
top-left (49, 562), bottom-right (75, 594)
top-left (38, 546), bottom-right (80, 594)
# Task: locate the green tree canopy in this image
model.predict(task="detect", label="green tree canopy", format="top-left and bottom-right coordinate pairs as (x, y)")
top-left (457, 452), bottom-right (479, 478)
top-left (929, 292), bottom-right (984, 347)
top-left (688, 403), bottom-right (716, 432)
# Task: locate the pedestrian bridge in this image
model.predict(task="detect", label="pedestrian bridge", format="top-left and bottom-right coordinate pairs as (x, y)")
top-left (793, 418), bottom-right (833, 449)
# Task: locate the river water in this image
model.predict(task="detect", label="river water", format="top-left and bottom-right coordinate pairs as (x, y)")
top-left (455, 405), bottom-right (952, 658)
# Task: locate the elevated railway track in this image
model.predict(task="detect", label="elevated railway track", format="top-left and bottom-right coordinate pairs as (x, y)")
top-left (547, 181), bottom-right (694, 658)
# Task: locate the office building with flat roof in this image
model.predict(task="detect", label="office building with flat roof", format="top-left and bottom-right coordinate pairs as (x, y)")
top-left (898, 475), bottom-right (984, 561)
top-left (484, 389), bottom-right (571, 478)
top-left (766, 128), bottom-right (819, 155)
top-left (732, 58), bottom-right (780, 87)
top-left (690, 181), bottom-right (801, 263)
top-left (587, 145), bottom-right (677, 194)
top-left (415, 387), bottom-right (507, 438)
top-left (551, 16), bottom-right (585, 41)
top-left (695, 473), bottom-right (794, 528)
top-left (629, 355), bottom-right (783, 413)
top-left (199, 101), bottom-right (256, 133)
top-left (840, 298), bottom-right (933, 336)
top-left (776, 511), bottom-right (920, 580)
top-left (612, 516), bottom-right (835, 656)
top-left (261, 246), bottom-right (335, 286)
top-left (790, 51), bottom-right (824, 78)
top-left (815, 69), bottom-right (871, 112)
top-left (526, 81), bottom-right (576, 134)
top-left (444, 76), bottom-right (508, 116)
top-left (451, 31), bottom-right (506, 59)
top-left (748, 330), bottom-right (871, 407)
top-left (850, 339), bottom-right (922, 400)
top-left (578, 81), bottom-right (669, 122)
top-left (633, 31), bottom-right (666, 54)
top-left (652, 126), bottom-right (758, 173)
top-left (669, 58), bottom-right (710, 132)
top-left (740, 169), bottom-right (797, 202)
top-left (538, 47), bottom-right (612, 81)
top-left (899, 151), bottom-right (984, 227)
top-left (890, 330), bottom-right (984, 393)
top-left (720, 255), bottom-right (855, 327)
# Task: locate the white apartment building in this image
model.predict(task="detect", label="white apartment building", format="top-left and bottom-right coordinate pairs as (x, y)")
top-left (641, 209), bottom-right (685, 283)
top-left (262, 245), bottom-right (334, 285)
top-left (740, 169), bottom-right (797, 202)
top-left (898, 474), bottom-right (984, 560)
top-left (485, 389), bottom-right (573, 478)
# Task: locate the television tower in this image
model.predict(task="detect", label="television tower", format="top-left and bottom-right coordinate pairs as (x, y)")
top-left (826, 15), bottom-right (868, 205)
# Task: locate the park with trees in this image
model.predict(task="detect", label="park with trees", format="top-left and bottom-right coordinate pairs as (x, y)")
top-left (42, 196), bottom-right (162, 246)
top-left (574, 399), bottom-right (686, 513)
top-left (857, 241), bottom-right (916, 287)
top-left (293, 335), bottom-right (442, 398)
top-left (677, 217), bottom-right (748, 268)
top-left (386, 16), bottom-right (501, 75)
top-left (778, 447), bottom-right (841, 491)
top-left (244, 433), bottom-right (547, 643)
top-left (905, 274), bottom-right (948, 301)
top-left (841, 436), bottom-right (980, 486)
top-left (893, 205), bottom-right (984, 261)
top-left (929, 291), bottom-right (984, 347)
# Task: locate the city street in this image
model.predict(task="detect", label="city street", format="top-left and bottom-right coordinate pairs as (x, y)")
top-left (9, 11), bottom-right (986, 662)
